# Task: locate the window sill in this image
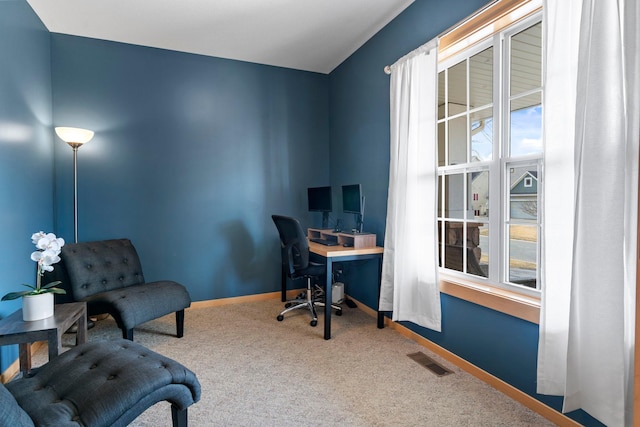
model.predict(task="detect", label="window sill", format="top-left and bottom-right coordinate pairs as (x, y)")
top-left (439, 274), bottom-right (541, 324)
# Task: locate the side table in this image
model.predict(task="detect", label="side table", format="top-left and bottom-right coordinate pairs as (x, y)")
top-left (0, 301), bottom-right (87, 376)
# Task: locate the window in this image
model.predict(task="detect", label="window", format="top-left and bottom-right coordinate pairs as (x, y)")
top-left (437, 12), bottom-right (543, 294)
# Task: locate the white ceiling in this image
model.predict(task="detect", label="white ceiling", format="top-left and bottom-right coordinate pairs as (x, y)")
top-left (26, 0), bottom-right (414, 74)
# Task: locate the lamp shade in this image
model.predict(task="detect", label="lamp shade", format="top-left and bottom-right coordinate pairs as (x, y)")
top-left (55, 127), bottom-right (94, 145)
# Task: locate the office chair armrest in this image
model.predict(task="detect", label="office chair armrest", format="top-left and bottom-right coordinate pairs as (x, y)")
top-left (281, 245), bottom-right (295, 275)
top-left (282, 238), bottom-right (301, 276)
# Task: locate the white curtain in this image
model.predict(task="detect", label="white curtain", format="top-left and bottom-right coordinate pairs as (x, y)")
top-left (538, 0), bottom-right (639, 425)
top-left (379, 39), bottom-right (441, 332)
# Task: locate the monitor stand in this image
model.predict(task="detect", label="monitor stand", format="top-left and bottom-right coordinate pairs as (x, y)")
top-left (321, 212), bottom-right (330, 229)
top-left (354, 213), bottom-right (364, 233)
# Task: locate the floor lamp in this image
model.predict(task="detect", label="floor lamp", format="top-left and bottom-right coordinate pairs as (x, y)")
top-left (55, 127), bottom-right (94, 243)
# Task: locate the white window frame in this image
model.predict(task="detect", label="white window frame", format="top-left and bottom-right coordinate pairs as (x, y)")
top-left (437, 12), bottom-right (543, 298)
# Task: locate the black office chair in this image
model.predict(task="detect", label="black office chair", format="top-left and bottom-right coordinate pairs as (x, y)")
top-left (272, 214), bottom-right (341, 327)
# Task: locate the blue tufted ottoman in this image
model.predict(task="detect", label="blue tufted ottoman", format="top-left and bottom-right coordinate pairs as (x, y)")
top-left (1, 339), bottom-right (201, 427)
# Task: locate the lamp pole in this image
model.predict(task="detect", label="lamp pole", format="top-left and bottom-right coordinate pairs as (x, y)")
top-left (55, 127), bottom-right (94, 243)
top-left (70, 142), bottom-right (81, 243)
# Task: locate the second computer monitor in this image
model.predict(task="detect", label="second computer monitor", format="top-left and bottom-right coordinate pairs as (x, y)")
top-left (342, 184), bottom-right (364, 233)
top-left (342, 184), bottom-right (362, 214)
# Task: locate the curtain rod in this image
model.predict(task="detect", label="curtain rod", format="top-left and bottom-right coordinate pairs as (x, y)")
top-left (383, 0), bottom-right (499, 74)
top-left (383, 39), bottom-right (437, 75)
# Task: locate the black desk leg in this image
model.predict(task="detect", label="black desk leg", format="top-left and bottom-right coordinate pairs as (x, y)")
top-left (377, 254), bottom-right (385, 329)
top-left (324, 260), bottom-right (333, 340)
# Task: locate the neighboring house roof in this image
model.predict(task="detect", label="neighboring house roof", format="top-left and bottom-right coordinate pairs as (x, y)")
top-left (510, 171), bottom-right (538, 195)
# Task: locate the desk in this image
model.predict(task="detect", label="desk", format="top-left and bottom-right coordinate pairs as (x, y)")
top-left (279, 242), bottom-right (385, 340)
top-left (0, 302), bottom-right (87, 376)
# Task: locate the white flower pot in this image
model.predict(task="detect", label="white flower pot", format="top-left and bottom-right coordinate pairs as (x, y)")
top-left (22, 293), bottom-right (54, 321)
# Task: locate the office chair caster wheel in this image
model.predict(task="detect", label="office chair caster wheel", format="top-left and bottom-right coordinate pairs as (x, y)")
top-left (336, 310), bottom-right (342, 316)
top-left (310, 320), bottom-right (317, 327)
top-left (277, 315), bottom-right (284, 321)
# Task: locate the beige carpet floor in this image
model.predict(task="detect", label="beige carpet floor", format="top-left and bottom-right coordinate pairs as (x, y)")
top-left (33, 298), bottom-right (555, 426)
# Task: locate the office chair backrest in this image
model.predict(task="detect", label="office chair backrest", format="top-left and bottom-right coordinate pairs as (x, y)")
top-left (271, 215), bottom-right (310, 273)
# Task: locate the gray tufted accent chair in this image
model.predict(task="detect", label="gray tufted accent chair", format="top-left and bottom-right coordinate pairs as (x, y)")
top-left (1, 339), bottom-right (201, 427)
top-left (55, 239), bottom-right (191, 340)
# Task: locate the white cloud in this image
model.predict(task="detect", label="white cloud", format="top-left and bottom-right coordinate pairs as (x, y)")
top-left (521, 138), bottom-right (542, 147)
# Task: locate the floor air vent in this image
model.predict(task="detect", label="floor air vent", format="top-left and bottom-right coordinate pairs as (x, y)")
top-left (407, 352), bottom-right (453, 377)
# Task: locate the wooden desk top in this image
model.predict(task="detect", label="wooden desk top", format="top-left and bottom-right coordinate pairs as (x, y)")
top-left (309, 241), bottom-right (384, 258)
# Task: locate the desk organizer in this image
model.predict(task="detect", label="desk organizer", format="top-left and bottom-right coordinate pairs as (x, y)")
top-left (308, 228), bottom-right (376, 249)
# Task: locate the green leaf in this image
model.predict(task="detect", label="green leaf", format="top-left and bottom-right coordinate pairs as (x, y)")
top-left (41, 281), bottom-right (62, 290)
top-left (1, 283), bottom-right (66, 301)
top-left (1, 291), bottom-right (33, 301)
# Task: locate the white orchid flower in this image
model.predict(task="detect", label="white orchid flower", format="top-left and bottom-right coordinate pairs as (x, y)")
top-left (34, 235), bottom-right (50, 250)
top-left (2, 231), bottom-right (67, 300)
top-left (34, 234), bottom-right (65, 253)
top-left (47, 237), bottom-right (65, 252)
top-left (31, 231), bottom-right (46, 245)
top-left (30, 251), bottom-right (41, 263)
top-left (31, 249), bottom-right (61, 273)
top-left (35, 233), bottom-right (57, 250)
top-left (40, 263), bottom-right (55, 272)
top-left (40, 249), bottom-right (61, 266)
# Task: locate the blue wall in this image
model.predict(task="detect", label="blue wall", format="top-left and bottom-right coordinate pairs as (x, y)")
top-left (328, 1), bottom-right (599, 425)
top-left (0, 0), bottom-right (53, 371)
top-left (0, 1), bottom-right (604, 423)
top-left (50, 35), bottom-right (330, 302)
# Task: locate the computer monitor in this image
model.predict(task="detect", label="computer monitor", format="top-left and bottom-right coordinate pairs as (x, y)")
top-left (307, 186), bottom-right (332, 228)
top-left (342, 184), bottom-right (365, 233)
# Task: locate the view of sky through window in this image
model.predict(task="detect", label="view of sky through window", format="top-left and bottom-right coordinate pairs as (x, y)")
top-left (471, 105), bottom-right (542, 161)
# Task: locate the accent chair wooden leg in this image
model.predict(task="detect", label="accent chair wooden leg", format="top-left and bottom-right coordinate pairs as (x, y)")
top-left (171, 405), bottom-right (188, 427)
top-left (176, 310), bottom-right (185, 338)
